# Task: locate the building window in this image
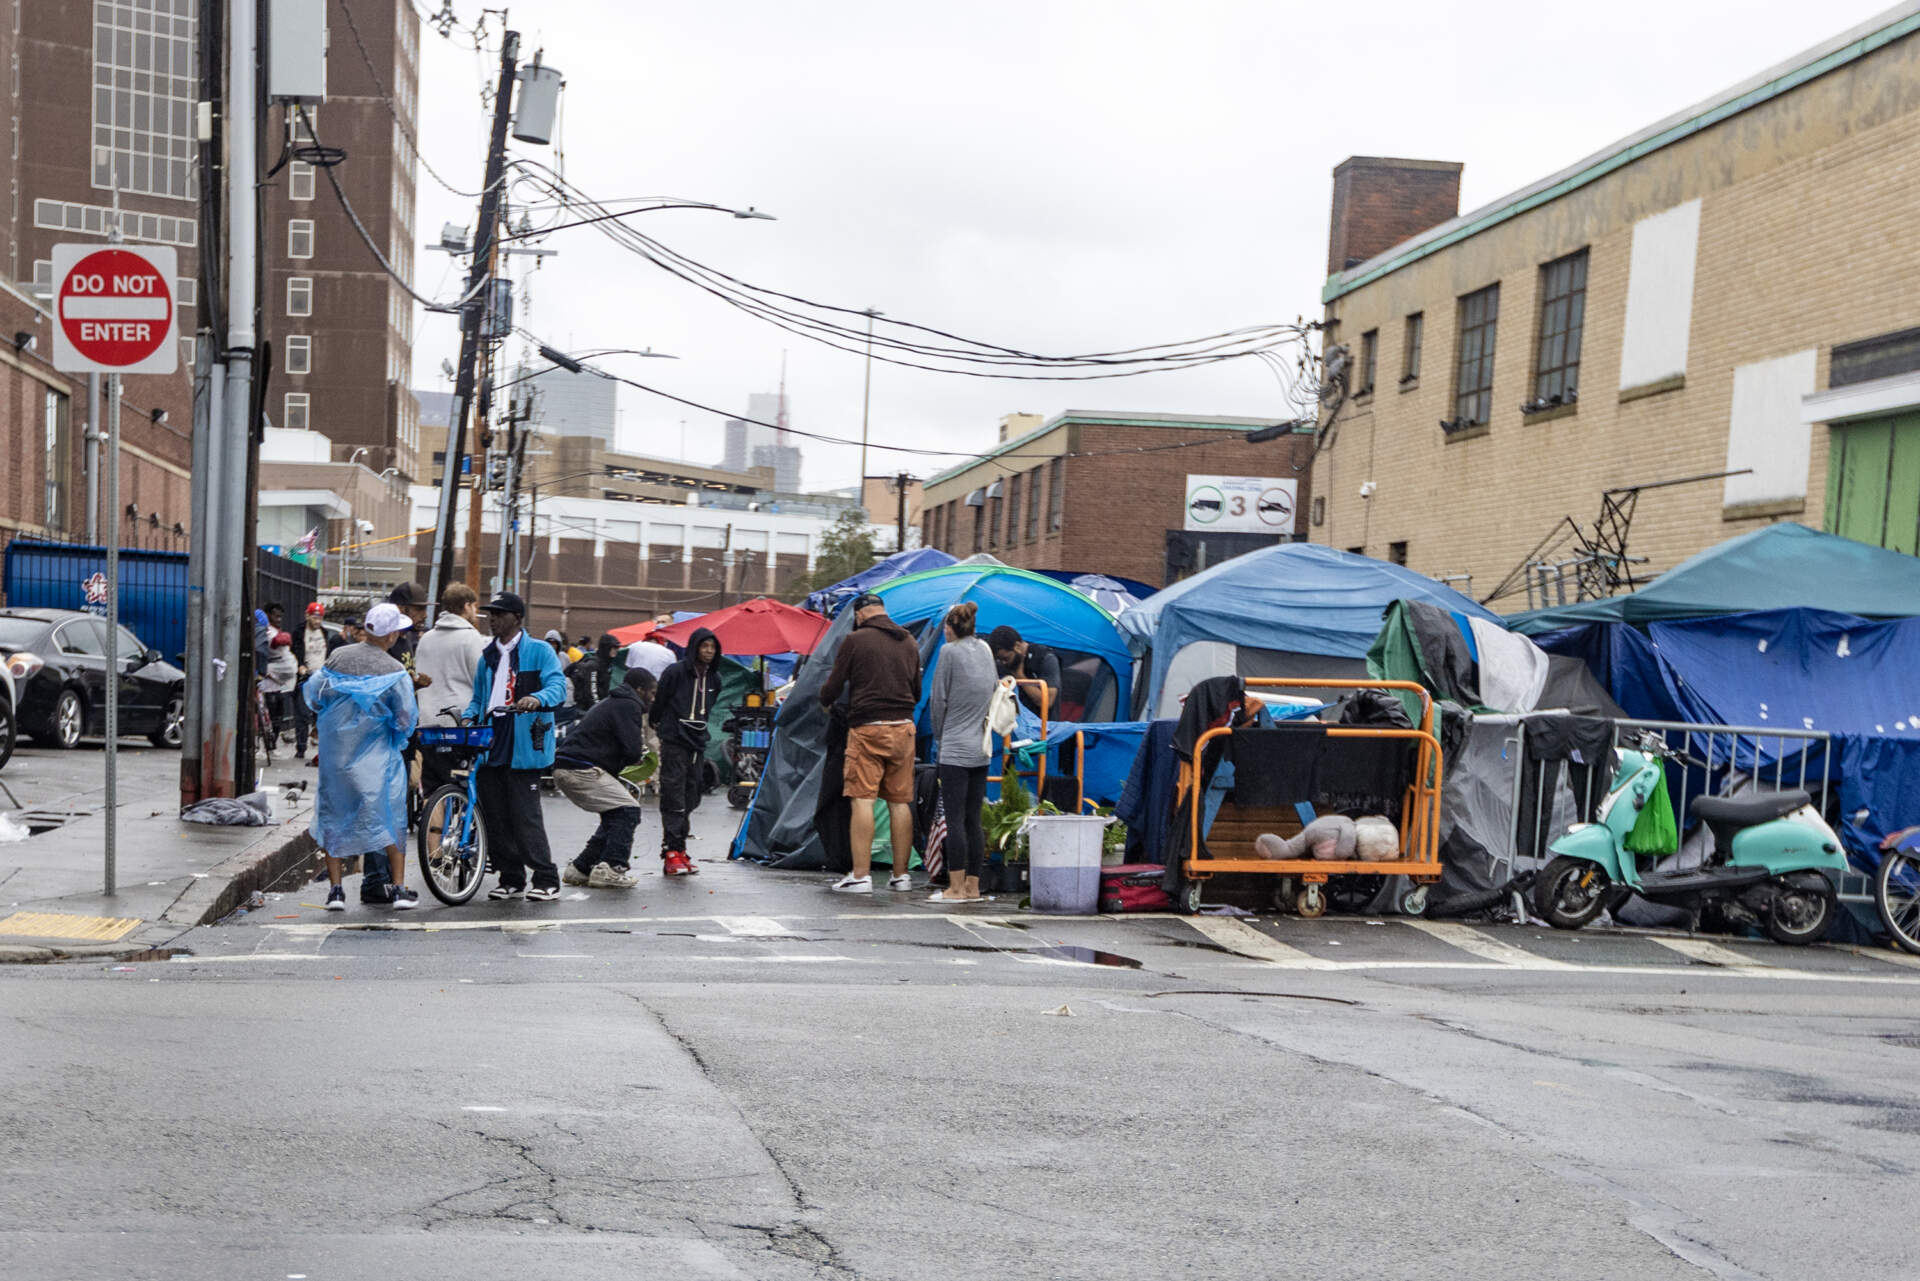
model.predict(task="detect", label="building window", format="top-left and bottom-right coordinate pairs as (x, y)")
top-left (1047, 457), bottom-right (1064, 531)
top-left (1402, 312), bottom-right (1423, 384)
top-left (283, 392), bottom-right (310, 431)
top-left (288, 106), bottom-right (317, 145)
top-left (180, 335), bottom-right (195, 368)
top-left (287, 276), bottom-right (312, 316)
top-left (1453, 284), bottom-right (1500, 428)
top-left (175, 277), bottom-right (196, 308)
top-left (988, 487), bottom-right (1003, 548)
top-left (1388, 540), bottom-right (1408, 566)
top-left (1532, 249), bottom-right (1588, 406)
top-left (32, 199), bottom-right (195, 247)
top-left (289, 161), bottom-right (315, 201)
top-left (971, 502), bottom-right (983, 553)
top-left (1026, 465), bottom-right (1043, 540)
top-left (92, 0), bottom-right (198, 201)
top-left (44, 390), bottom-right (69, 532)
top-left (288, 220), bottom-right (314, 259)
top-left (1358, 329), bottom-right (1378, 396)
top-left (285, 335), bottom-right (311, 375)
top-left (1006, 474), bottom-right (1022, 545)
top-left (1311, 496), bottom-right (1326, 527)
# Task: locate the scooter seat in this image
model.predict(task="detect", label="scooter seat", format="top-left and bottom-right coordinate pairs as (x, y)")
top-left (1691, 789), bottom-right (1811, 826)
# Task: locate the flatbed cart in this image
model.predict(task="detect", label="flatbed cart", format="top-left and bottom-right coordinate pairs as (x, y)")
top-left (723, 701), bottom-right (777, 809)
top-left (1180, 677), bottom-right (1445, 918)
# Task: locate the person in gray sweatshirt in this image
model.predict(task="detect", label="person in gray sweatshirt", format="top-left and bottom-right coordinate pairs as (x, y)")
top-left (925, 601), bottom-right (1000, 902)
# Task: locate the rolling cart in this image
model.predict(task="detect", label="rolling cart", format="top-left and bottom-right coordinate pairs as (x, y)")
top-left (724, 701), bottom-right (777, 809)
top-left (1179, 677), bottom-right (1445, 917)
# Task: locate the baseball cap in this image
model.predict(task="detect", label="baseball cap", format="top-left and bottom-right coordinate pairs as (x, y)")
top-left (305, 602), bottom-right (326, 617)
top-left (483, 592), bottom-right (526, 616)
top-left (850, 592), bottom-right (886, 612)
top-left (364, 602), bottom-right (413, 637)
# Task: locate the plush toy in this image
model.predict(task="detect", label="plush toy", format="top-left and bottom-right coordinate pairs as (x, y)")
top-left (1254, 814), bottom-right (1356, 861)
top-left (1354, 815), bottom-right (1399, 859)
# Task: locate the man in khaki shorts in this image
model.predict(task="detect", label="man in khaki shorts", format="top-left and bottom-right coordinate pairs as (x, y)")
top-left (818, 592), bottom-right (924, 893)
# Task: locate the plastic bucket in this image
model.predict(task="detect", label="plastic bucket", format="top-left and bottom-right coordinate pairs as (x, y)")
top-left (1026, 814), bottom-right (1111, 915)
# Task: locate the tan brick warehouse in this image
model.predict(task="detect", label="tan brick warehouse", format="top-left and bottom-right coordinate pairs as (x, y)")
top-left (1313, 4), bottom-right (1920, 607)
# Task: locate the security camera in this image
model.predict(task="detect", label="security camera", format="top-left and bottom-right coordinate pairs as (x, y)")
top-left (355, 518), bottom-right (376, 535)
top-left (1358, 481), bottom-right (1377, 500)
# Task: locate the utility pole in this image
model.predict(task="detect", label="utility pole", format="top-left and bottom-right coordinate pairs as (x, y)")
top-left (894, 471), bottom-right (912, 552)
top-left (428, 30), bottom-right (520, 622)
top-left (464, 294), bottom-right (501, 588)
top-left (858, 308), bottom-right (880, 490)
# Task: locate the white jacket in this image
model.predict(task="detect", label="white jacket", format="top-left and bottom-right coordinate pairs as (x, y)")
top-left (413, 613), bottom-right (488, 725)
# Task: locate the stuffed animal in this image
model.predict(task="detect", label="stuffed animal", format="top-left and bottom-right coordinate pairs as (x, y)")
top-left (1254, 814), bottom-right (1356, 861)
top-left (1354, 815), bottom-right (1399, 859)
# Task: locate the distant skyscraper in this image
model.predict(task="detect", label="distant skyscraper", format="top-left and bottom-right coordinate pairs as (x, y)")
top-left (515, 364), bottom-right (618, 443)
top-left (723, 389), bottom-right (803, 489)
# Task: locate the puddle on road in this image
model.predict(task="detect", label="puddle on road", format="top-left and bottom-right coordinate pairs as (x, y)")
top-left (1026, 945), bottom-right (1142, 969)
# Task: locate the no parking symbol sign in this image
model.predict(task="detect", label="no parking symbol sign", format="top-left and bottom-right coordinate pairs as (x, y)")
top-left (50, 244), bottom-right (178, 375)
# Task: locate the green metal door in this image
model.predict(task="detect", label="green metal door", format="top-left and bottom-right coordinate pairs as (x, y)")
top-left (1826, 413), bottom-right (1920, 555)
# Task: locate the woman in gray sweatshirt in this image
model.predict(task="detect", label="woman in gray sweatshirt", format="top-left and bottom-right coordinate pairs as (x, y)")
top-left (926, 601), bottom-right (1000, 902)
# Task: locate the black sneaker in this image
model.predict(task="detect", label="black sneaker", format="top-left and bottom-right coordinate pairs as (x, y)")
top-left (391, 886), bottom-right (419, 910)
top-left (325, 886), bottom-right (346, 912)
top-left (487, 884), bottom-right (524, 901)
top-left (360, 884), bottom-right (394, 906)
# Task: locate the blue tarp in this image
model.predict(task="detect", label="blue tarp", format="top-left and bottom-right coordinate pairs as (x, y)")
top-left (1510, 524), bottom-right (1920, 634)
top-left (1029, 570), bottom-right (1158, 615)
top-left (1538, 608), bottom-right (1920, 860)
top-left (802, 547), bottom-right (957, 616)
top-left (1121, 542), bottom-right (1501, 714)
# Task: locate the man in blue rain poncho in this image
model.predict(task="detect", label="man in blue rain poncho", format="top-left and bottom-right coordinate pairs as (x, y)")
top-left (305, 602), bottom-right (420, 911)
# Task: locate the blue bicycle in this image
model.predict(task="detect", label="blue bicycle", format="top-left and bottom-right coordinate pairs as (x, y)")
top-left (415, 724), bottom-right (496, 905)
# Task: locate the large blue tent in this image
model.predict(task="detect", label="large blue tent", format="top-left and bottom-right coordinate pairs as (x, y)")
top-left (801, 546), bottom-right (957, 616)
top-left (1120, 542), bottom-right (1501, 717)
top-left (736, 565), bottom-right (1133, 868)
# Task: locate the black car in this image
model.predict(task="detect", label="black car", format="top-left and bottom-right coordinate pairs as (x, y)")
top-left (0, 609), bottom-right (186, 749)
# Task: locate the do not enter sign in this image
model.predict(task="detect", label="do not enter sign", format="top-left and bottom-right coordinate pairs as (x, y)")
top-left (50, 244), bottom-right (178, 375)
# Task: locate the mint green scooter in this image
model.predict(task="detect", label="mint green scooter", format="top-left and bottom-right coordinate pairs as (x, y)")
top-left (1535, 731), bottom-right (1847, 945)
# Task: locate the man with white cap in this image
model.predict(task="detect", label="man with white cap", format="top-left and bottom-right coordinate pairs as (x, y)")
top-left (304, 601), bottom-right (420, 911)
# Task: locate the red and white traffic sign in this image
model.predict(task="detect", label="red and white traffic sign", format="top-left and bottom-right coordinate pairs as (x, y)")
top-left (50, 243), bottom-right (178, 375)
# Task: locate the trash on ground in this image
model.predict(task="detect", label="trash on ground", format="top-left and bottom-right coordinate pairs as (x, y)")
top-left (180, 792), bottom-right (275, 826)
top-left (0, 813), bottom-right (29, 843)
top-left (1044, 1004), bottom-right (1074, 1017)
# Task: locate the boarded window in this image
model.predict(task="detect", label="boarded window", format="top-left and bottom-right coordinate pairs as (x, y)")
top-left (1619, 200), bottom-right (1699, 390)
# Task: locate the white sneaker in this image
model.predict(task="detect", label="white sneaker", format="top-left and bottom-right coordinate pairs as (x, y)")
top-left (888, 874), bottom-right (912, 891)
top-left (589, 862), bottom-right (639, 889)
top-left (562, 864), bottom-right (593, 887)
top-left (831, 874), bottom-right (872, 893)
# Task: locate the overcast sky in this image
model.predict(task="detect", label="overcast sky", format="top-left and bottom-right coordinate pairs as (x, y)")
top-left (408, 0), bottom-right (1897, 492)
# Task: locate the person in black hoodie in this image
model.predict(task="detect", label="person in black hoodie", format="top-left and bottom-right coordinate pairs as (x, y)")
top-left (649, 626), bottom-right (721, 876)
top-left (555, 668), bottom-right (657, 888)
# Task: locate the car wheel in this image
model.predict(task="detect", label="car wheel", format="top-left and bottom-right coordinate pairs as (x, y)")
top-left (0, 695), bottom-right (15, 771)
top-left (149, 693), bottom-right (184, 749)
top-left (43, 688), bottom-right (84, 750)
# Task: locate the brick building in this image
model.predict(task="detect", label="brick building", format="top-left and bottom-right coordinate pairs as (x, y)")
top-left (1314, 4), bottom-right (1920, 606)
top-left (8, 0), bottom-right (200, 546)
top-left (265, 0), bottom-right (423, 479)
top-left (920, 410), bottom-right (1316, 589)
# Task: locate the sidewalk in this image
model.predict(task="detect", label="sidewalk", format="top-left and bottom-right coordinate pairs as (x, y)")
top-left (0, 744), bottom-right (315, 960)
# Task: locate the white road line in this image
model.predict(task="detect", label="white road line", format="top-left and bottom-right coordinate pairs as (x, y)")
top-left (1835, 943), bottom-right (1920, 971)
top-left (1651, 937), bottom-right (1774, 970)
top-left (1403, 920), bottom-right (1576, 970)
top-left (688, 955), bottom-right (852, 964)
top-left (168, 952), bottom-right (332, 962)
top-left (1185, 917), bottom-right (1337, 969)
top-left (513, 953), bottom-right (590, 959)
top-left (712, 917), bottom-right (792, 937)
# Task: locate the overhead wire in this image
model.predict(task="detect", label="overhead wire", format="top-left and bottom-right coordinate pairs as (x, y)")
top-left (334, 0), bottom-right (490, 198)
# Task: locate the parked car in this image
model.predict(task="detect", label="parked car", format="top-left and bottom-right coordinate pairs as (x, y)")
top-left (0, 659), bottom-right (17, 771)
top-left (0, 609), bottom-right (185, 749)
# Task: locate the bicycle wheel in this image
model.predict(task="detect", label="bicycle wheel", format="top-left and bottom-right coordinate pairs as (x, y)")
top-left (1876, 848), bottom-right (1920, 956)
top-left (417, 783), bottom-right (488, 906)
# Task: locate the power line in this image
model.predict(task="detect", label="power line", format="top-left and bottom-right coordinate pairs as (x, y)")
top-left (333, 0), bottom-right (489, 198)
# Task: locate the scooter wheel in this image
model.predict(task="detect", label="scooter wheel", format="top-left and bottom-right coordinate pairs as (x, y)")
top-left (1535, 856), bottom-right (1611, 930)
top-left (1767, 876), bottom-right (1835, 946)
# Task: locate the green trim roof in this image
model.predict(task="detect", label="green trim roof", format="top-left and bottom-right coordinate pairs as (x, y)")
top-left (924, 409), bottom-right (1293, 487)
top-left (1323, 3), bottom-right (1920, 304)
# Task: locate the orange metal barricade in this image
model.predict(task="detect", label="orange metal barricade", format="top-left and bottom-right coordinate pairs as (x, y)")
top-left (987, 678), bottom-right (1050, 801)
top-left (1180, 678), bottom-right (1444, 916)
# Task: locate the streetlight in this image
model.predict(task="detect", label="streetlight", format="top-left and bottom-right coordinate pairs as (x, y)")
top-left (859, 308), bottom-right (882, 492)
top-left (498, 201), bottom-right (777, 242)
top-left (342, 448), bottom-right (371, 590)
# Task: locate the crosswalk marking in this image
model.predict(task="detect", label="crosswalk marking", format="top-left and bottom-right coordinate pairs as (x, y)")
top-left (1403, 920), bottom-right (1576, 970)
top-left (712, 917), bottom-right (792, 937)
top-left (1186, 918), bottom-right (1337, 969)
top-left (1651, 937), bottom-right (1774, 970)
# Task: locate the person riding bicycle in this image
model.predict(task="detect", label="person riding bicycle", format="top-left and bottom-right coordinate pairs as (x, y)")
top-left (556, 667), bottom-right (658, 889)
top-left (465, 593), bottom-right (569, 902)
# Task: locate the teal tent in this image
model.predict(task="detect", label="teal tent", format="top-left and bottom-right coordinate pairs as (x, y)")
top-left (1509, 524), bottom-right (1920, 634)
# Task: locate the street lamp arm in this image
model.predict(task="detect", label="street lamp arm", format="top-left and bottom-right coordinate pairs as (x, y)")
top-left (501, 202), bottom-right (775, 242)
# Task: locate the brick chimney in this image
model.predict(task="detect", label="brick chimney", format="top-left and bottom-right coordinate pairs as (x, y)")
top-left (1326, 157), bottom-right (1464, 275)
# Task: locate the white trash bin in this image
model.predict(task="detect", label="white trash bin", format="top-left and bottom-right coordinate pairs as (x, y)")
top-left (1025, 814), bottom-right (1112, 914)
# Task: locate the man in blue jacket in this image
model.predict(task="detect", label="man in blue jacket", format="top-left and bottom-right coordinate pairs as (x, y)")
top-left (464, 592), bottom-right (569, 901)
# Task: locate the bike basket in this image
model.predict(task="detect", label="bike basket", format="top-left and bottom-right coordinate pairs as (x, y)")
top-left (418, 725), bottom-right (494, 749)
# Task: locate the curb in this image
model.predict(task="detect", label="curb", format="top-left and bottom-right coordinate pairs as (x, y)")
top-left (160, 815), bottom-right (320, 930)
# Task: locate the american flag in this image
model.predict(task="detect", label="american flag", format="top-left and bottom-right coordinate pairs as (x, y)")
top-left (923, 794), bottom-right (946, 879)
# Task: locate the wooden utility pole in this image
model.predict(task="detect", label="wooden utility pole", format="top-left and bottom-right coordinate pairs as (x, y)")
top-left (894, 471), bottom-right (912, 551)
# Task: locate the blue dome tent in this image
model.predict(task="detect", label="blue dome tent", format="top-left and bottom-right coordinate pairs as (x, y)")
top-left (800, 546), bottom-right (957, 617)
top-left (736, 565), bottom-right (1133, 868)
top-left (1121, 542), bottom-right (1501, 718)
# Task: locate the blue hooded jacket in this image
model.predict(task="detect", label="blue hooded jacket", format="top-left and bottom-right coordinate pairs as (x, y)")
top-left (464, 628), bottom-right (569, 769)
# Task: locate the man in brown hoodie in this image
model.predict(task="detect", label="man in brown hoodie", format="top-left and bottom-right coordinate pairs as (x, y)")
top-left (818, 592), bottom-right (923, 892)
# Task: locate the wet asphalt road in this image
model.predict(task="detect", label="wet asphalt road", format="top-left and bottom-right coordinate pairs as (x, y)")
top-left (6, 794), bottom-right (1920, 1280)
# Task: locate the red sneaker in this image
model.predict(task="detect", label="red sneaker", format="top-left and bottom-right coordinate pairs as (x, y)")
top-left (662, 852), bottom-right (693, 876)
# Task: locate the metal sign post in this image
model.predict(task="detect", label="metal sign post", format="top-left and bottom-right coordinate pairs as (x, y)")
top-left (49, 241), bottom-right (177, 896)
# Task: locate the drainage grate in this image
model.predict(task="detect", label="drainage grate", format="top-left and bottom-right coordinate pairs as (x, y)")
top-left (12, 809), bottom-right (90, 835)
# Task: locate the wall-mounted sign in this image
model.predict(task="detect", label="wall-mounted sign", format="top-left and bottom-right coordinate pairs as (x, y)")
top-left (1183, 475), bottom-right (1297, 533)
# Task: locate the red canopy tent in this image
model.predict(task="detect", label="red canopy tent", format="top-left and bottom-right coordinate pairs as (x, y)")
top-left (621, 598), bottom-right (829, 656)
top-left (608, 618), bottom-right (665, 646)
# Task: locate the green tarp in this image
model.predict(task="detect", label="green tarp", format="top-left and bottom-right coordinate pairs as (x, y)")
top-left (1509, 523), bottom-right (1920, 635)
